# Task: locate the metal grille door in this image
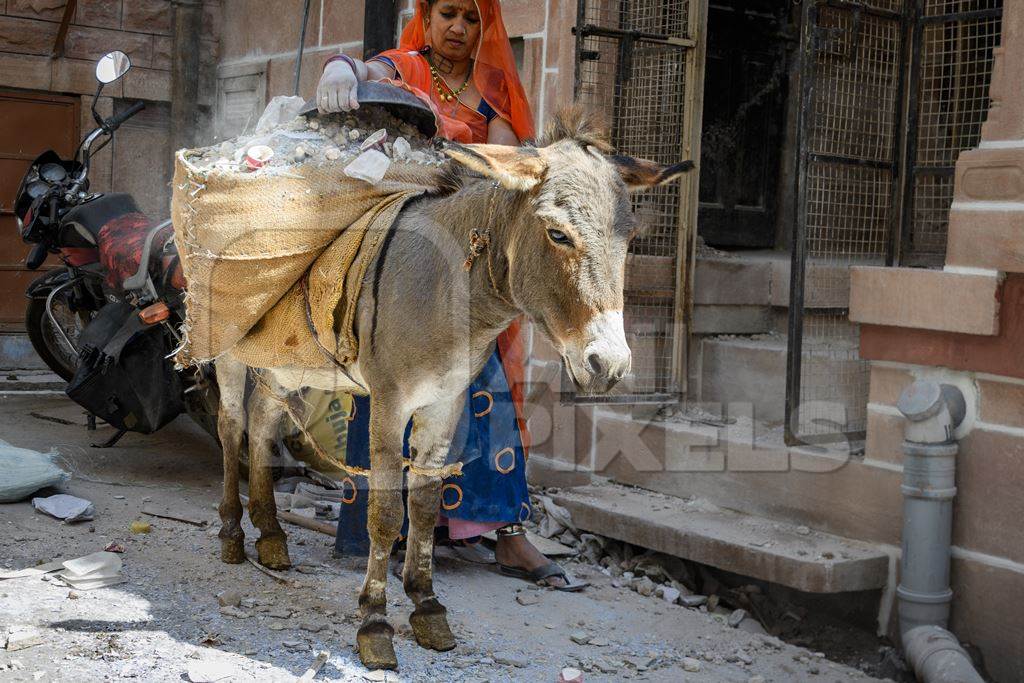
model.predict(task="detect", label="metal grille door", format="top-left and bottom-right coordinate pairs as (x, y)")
top-left (573, 0), bottom-right (702, 402)
top-left (786, 0), bottom-right (908, 444)
top-left (901, 0), bottom-right (1003, 265)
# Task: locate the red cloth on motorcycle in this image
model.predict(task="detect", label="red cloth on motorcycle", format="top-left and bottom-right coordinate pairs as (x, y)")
top-left (97, 214), bottom-right (183, 292)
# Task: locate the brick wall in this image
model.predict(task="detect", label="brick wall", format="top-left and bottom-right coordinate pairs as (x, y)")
top-left (0, 0), bottom-right (222, 219)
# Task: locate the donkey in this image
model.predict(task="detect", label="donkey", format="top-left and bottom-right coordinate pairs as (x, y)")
top-left (214, 111), bottom-right (692, 671)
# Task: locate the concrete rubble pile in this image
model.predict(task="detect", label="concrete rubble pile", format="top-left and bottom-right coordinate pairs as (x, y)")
top-left (182, 99), bottom-right (445, 184)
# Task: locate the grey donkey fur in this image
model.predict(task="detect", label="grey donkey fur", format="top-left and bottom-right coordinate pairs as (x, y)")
top-left (215, 110), bottom-right (693, 671)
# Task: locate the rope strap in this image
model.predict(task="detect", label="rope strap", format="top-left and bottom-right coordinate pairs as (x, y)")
top-left (252, 371), bottom-right (463, 480)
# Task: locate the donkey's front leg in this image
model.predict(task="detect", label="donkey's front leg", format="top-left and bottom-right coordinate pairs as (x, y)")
top-left (247, 376), bottom-right (291, 570)
top-left (358, 393), bottom-right (410, 671)
top-left (404, 398), bottom-right (463, 652)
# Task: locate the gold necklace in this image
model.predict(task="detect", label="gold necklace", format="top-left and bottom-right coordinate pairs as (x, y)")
top-left (429, 62), bottom-right (473, 103)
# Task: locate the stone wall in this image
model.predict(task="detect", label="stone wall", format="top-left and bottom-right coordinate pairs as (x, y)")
top-left (848, 4), bottom-right (1024, 680)
top-left (0, 0), bottom-right (221, 220)
top-left (214, 1), bottom-right (574, 134)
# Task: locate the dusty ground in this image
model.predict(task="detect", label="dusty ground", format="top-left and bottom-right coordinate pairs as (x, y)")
top-left (0, 392), bottom-right (887, 682)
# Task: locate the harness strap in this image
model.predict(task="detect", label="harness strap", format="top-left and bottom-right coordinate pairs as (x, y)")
top-left (252, 370), bottom-right (464, 480)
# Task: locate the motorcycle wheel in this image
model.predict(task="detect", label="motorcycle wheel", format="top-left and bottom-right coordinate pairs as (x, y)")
top-left (25, 288), bottom-right (92, 382)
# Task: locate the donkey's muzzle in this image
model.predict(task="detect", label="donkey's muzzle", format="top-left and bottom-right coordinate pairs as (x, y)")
top-left (570, 311), bottom-right (631, 394)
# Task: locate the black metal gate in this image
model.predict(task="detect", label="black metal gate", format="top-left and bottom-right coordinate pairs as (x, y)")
top-left (572, 0), bottom-right (701, 403)
top-left (786, 0), bottom-right (909, 445)
top-left (901, 0), bottom-right (1004, 266)
top-left (786, 0), bottom-right (1003, 445)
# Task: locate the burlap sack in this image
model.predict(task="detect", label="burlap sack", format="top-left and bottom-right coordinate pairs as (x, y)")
top-left (171, 152), bottom-right (442, 367)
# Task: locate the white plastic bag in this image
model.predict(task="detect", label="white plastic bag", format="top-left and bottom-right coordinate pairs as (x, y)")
top-left (254, 95), bottom-right (307, 134)
top-left (0, 439), bottom-right (68, 503)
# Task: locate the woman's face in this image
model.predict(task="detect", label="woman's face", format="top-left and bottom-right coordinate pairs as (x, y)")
top-left (425, 0), bottom-right (481, 64)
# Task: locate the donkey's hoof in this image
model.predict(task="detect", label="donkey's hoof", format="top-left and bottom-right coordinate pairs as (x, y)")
top-left (219, 536), bottom-right (245, 564)
top-left (410, 603), bottom-right (457, 652)
top-left (357, 620), bottom-right (398, 671)
top-left (255, 535), bottom-right (291, 570)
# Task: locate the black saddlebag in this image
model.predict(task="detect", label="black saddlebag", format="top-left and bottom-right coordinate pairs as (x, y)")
top-left (66, 302), bottom-right (184, 434)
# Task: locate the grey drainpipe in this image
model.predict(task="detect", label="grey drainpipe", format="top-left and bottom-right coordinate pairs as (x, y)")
top-left (896, 381), bottom-right (984, 683)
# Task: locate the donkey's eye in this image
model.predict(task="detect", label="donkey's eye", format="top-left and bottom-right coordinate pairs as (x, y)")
top-left (547, 229), bottom-right (574, 247)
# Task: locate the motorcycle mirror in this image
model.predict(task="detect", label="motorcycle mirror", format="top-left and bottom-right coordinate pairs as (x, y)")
top-left (96, 51), bottom-right (131, 84)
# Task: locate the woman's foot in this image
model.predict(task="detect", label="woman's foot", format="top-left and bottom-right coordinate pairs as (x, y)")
top-left (494, 531), bottom-right (569, 588)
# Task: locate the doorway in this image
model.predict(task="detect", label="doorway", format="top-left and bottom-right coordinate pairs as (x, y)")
top-left (698, 0), bottom-right (793, 249)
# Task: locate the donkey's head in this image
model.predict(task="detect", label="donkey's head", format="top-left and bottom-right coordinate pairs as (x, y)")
top-left (445, 110), bottom-right (693, 394)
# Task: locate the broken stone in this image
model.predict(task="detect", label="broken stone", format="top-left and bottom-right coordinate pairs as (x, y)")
top-left (749, 677), bottom-right (766, 683)
top-left (216, 590), bottom-right (242, 608)
top-left (299, 621), bottom-right (326, 633)
top-left (324, 147), bottom-right (342, 161)
top-left (218, 606), bottom-right (250, 619)
top-left (728, 608), bottom-right (748, 628)
top-left (494, 655), bottom-right (527, 668)
top-left (5, 630), bottom-right (44, 651)
top-left (282, 640), bottom-right (303, 649)
top-left (393, 136), bottom-right (411, 159)
top-left (570, 632), bottom-right (591, 645)
top-left (186, 659), bottom-right (236, 683)
top-left (796, 525), bottom-right (811, 536)
top-left (558, 667), bottom-right (584, 683)
top-left (344, 149), bottom-right (391, 185)
top-left (707, 594), bottom-right (720, 611)
top-left (589, 638), bottom-right (610, 647)
top-left (635, 576), bottom-right (656, 597)
top-left (267, 623), bottom-right (287, 631)
top-left (738, 618), bottom-right (769, 636)
top-left (682, 657), bottom-right (701, 672)
top-left (516, 593), bottom-right (539, 606)
top-left (267, 607), bottom-right (292, 619)
top-left (657, 586), bottom-right (681, 604)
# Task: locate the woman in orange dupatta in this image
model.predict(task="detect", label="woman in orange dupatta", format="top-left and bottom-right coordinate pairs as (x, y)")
top-left (314, 0), bottom-right (585, 591)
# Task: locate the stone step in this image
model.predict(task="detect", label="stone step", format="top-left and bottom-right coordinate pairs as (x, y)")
top-left (0, 334), bottom-right (47, 371)
top-left (552, 482), bottom-right (890, 594)
top-left (698, 335), bottom-right (863, 425)
top-left (0, 370), bottom-right (66, 392)
top-left (695, 251), bottom-right (877, 311)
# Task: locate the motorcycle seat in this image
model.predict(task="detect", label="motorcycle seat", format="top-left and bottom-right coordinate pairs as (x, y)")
top-left (61, 194), bottom-right (142, 247)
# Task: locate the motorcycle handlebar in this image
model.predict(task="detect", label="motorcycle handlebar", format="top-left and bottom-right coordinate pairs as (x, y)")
top-left (105, 101), bottom-right (145, 131)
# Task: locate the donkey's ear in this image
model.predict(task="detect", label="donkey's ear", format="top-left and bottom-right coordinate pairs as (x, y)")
top-left (610, 155), bottom-right (694, 192)
top-left (443, 143), bottom-right (547, 191)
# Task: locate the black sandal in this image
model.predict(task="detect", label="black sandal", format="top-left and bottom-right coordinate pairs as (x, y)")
top-left (495, 524), bottom-right (589, 592)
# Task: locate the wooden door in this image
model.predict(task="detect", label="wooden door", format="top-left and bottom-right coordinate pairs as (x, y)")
top-left (0, 90), bottom-right (79, 331)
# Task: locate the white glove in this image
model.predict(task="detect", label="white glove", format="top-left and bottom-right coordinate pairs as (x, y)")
top-left (317, 60), bottom-right (359, 113)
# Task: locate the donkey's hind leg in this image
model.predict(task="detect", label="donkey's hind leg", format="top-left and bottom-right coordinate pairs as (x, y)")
top-left (247, 372), bottom-right (291, 570)
top-left (357, 392), bottom-right (411, 671)
top-left (404, 398), bottom-right (463, 652)
top-left (216, 356), bottom-right (248, 564)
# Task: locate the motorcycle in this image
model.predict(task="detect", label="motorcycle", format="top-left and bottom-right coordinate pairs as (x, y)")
top-left (12, 51), bottom-right (218, 447)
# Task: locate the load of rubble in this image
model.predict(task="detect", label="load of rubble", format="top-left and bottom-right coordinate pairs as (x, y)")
top-left (182, 100), bottom-right (445, 182)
